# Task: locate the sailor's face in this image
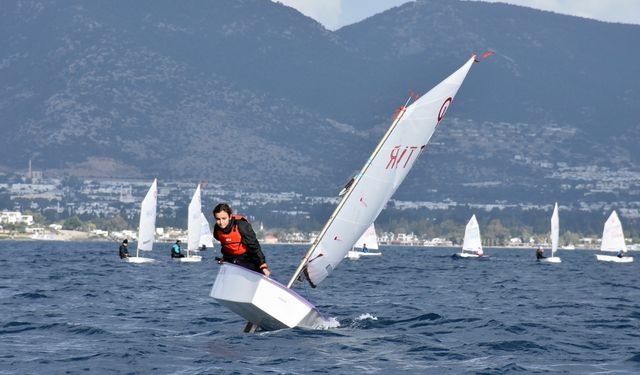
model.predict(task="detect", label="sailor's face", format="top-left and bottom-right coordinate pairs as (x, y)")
top-left (215, 211), bottom-right (230, 229)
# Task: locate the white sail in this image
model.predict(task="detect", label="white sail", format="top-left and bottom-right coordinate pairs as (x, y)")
top-left (353, 223), bottom-right (379, 250)
top-left (462, 214), bottom-right (482, 254)
top-left (187, 185), bottom-right (202, 251)
top-left (199, 213), bottom-right (214, 248)
top-left (137, 179), bottom-right (157, 252)
top-left (601, 210), bottom-right (626, 252)
top-left (291, 56), bottom-right (477, 288)
top-left (550, 202), bottom-right (559, 257)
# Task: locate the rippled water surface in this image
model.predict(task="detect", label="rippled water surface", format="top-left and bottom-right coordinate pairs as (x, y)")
top-left (1, 241), bottom-right (639, 374)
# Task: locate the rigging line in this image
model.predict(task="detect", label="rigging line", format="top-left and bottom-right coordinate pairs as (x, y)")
top-left (286, 95), bottom-right (414, 288)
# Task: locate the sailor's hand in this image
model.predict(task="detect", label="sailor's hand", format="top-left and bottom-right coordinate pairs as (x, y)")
top-left (215, 257), bottom-right (223, 264)
top-left (261, 268), bottom-right (271, 277)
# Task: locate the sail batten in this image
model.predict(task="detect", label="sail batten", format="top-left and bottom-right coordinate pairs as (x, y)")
top-left (289, 56), bottom-right (477, 288)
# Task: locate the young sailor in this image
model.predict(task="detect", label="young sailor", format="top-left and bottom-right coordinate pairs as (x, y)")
top-left (171, 240), bottom-right (185, 258)
top-left (536, 246), bottom-right (546, 260)
top-left (119, 239), bottom-right (129, 259)
top-left (213, 203), bottom-right (270, 277)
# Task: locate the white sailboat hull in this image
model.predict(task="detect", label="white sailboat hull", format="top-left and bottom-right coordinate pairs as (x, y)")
top-left (126, 256), bottom-right (155, 264)
top-left (540, 256), bottom-right (562, 264)
top-left (345, 251), bottom-right (360, 260)
top-left (596, 254), bottom-right (634, 263)
top-left (456, 252), bottom-right (483, 258)
top-left (211, 263), bottom-right (327, 331)
top-left (358, 252), bottom-right (382, 256)
top-left (345, 250), bottom-right (382, 260)
top-left (179, 255), bottom-right (202, 263)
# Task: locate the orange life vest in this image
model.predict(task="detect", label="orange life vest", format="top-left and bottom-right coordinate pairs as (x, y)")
top-left (216, 215), bottom-right (248, 256)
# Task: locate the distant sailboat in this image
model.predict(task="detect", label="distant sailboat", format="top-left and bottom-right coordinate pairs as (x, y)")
top-left (180, 184), bottom-right (203, 262)
top-left (541, 202), bottom-right (562, 263)
top-left (199, 213), bottom-right (214, 250)
top-left (127, 179), bottom-right (157, 264)
top-left (346, 223), bottom-right (382, 260)
top-left (596, 211), bottom-right (633, 263)
top-left (210, 56), bottom-right (480, 331)
top-left (456, 214), bottom-right (484, 258)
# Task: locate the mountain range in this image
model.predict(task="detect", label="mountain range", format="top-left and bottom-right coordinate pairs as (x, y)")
top-left (1, 0), bottom-right (639, 204)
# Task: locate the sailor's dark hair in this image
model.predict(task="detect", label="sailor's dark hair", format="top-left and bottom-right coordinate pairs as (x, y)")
top-left (213, 203), bottom-right (233, 216)
top-left (123, 239), bottom-right (128, 244)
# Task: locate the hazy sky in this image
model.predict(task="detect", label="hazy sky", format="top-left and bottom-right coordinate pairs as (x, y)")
top-left (275, 0), bottom-right (640, 30)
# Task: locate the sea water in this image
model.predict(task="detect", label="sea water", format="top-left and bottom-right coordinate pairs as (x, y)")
top-left (1, 241), bottom-right (639, 374)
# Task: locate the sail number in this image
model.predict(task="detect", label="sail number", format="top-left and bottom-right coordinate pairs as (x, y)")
top-left (385, 145), bottom-right (425, 169)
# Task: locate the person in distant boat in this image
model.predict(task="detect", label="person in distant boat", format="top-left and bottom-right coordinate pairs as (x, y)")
top-left (617, 249), bottom-right (625, 258)
top-left (199, 244), bottom-right (207, 251)
top-left (119, 239), bottom-right (129, 259)
top-left (213, 203), bottom-right (270, 277)
top-left (171, 240), bottom-right (185, 258)
top-left (536, 246), bottom-right (546, 260)
top-left (362, 243), bottom-right (369, 253)
top-left (476, 247), bottom-right (484, 257)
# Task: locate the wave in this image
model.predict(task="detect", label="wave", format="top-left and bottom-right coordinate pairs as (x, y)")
top-left (0, 321), bottom-right (110, 336)
top-left (478, 340), bottom-right (546, 353)
top-left (13, 292), bottom-right (49, 299)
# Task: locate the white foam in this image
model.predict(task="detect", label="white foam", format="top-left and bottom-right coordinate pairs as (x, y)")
top-left (313, 316), bottom-right (341, 330)
top-left (356, 313), bottom-right (378, 321)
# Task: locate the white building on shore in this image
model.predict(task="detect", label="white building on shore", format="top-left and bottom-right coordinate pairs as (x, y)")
top-left (0, 211), bottom-right (34, 226)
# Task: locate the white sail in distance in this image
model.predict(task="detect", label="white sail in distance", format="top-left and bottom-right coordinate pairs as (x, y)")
top-left (462, 214), bottom-right (482, 253)
top-left (199, 213), bottom-right (214, 248)
top-left (353, 223), bottom-right (379, 250)
top-left (290, 56), bottom-right (477, 288)
top-left (601, 210), bottom-right (626, 252)
top-left (550, 202), bottom-right (559, 257)
top-left (187, 185), bottom-right (202, 251)
top-left (137, 179), bottom-right (157, 251)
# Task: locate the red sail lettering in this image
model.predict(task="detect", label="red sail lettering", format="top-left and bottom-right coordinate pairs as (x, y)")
top-left (386, 146), bottom-right (420, 169)
top-left (385, 146), bottom-right (401, 169)
top-left (395, 147), bottom-right (408, 167)
top-left (402, 146), bottom-right (418, 168)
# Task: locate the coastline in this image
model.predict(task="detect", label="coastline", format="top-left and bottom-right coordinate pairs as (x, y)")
top-left (0, 236), bottom-right (604, 251)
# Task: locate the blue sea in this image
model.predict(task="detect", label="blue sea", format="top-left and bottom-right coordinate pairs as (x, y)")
top-left (1, 241), bottom-right (639, 374)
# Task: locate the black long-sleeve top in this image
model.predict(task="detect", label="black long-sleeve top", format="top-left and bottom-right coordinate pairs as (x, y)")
top-left (119, 244), bottom-right (129, 258)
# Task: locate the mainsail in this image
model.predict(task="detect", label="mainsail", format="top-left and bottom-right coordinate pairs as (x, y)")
top-left (601, 210), bottom-right (626, 252)
top-left (353, 223), bottom-right (379, 250)
top-left (199, 213), bottom-right (214, 248)
top-left (462, 214), bottom-right (482, 253)
top-left (550, 202), bottom-right (559, 257)
top-left (289, 56), bottom-right (477, 288)
top-left (137, 179), bottom-right (157, 252)
top-left (187, 185), bottom-right (202, 252)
